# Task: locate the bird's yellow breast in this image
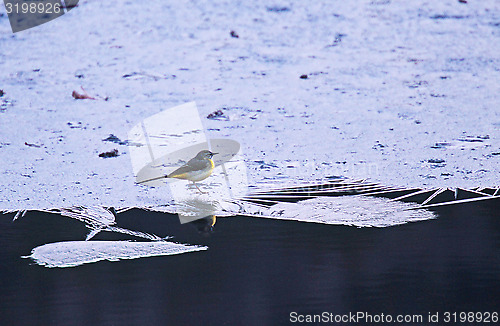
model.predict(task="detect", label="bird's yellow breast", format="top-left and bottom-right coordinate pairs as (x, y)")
top-left (168, 158), bottom-right (215, 182)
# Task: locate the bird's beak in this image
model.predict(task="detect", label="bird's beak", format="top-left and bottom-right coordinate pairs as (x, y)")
top-left (211, 152), bottom-right (219, 156)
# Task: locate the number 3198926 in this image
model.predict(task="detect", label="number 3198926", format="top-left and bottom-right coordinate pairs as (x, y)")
top-left (5, 2), bottom-right (62, 14)
top-left (443, 312), bottom-right (498, 323)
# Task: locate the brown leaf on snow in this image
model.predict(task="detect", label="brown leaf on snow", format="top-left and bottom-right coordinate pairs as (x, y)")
top-left (72, 87), bottom-right (96, 100)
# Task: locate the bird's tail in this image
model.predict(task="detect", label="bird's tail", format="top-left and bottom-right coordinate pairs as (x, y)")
top-left (136, 175), bottom-right (168, 184)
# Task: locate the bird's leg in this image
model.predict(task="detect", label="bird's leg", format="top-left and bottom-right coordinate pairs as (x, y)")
top-left (193, 181), bottom-right (207, 194)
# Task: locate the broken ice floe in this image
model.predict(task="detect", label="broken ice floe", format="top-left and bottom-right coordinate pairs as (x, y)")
top-left (8, 179), bottom-right (499, 268)
top-left (24, 240), bottom-right (207, 268)
top-left (43, 206), bottom-right (164, 241)
top-left (239, 196), bottom-right (437, 228)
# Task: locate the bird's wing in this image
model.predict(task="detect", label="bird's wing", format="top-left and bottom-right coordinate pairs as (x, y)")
top-left (167, 158), bottom-right (210, 178)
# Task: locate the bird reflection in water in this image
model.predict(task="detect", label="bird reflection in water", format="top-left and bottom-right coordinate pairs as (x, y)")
top-left (176, 199), bottom-right (219, 235)
top-left (187, 215), bottom-right (217, 235)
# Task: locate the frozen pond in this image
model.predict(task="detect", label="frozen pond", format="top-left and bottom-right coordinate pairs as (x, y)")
top-left (0, 1), bottom-right (499, 324)
top-left (0, 0), bottom-right (499, 210)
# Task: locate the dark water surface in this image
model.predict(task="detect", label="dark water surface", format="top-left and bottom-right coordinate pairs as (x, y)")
top-left (1, 201), bottom-right (499, 325)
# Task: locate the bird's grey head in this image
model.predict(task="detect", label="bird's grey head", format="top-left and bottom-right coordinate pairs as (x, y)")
top-left (195, 150), bottom-right (218, 159)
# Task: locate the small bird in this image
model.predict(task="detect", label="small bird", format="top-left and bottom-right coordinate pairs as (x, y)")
top-left (167, 150), bottom-right (218, 193)
top-left (138, 150), bottom-right (218, 193)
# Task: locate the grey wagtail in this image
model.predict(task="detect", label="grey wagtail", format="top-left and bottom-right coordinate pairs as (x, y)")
top-left (138, 150), bottom-right (218, 194)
